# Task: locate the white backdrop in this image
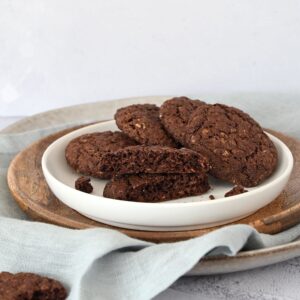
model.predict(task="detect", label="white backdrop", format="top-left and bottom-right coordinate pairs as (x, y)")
top-left (1, 0), bottom-right (300, 116)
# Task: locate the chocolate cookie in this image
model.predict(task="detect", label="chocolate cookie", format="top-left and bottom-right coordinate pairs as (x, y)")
top-left (185, 104), bottom-right (278, 187)
top-left (99, 145), bottom-right (209, 175)
top-left (115, 104), bottom-right (177, 147)
top-left (103, 173), bottom-right (210, 202)
top-left (0, 272), bottom-right (67, 300)
top-left (65, 131), bottom-right (137, 179)
top-left (160, 97), bottom-right (205, 144)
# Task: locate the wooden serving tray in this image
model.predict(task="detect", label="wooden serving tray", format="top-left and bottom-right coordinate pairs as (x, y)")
top-left (7, 125), bottom-right (300, 243)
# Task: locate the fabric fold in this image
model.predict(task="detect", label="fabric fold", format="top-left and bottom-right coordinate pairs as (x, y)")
top-left (1, 217), bottom-right (298, 300)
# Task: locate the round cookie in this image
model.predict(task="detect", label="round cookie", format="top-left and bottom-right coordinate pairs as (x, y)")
top-left (185, 104), bottom-right (278, 187)
top-left (0, 272), bottom-right (67, 300)
top-left (65, 131), bottom-right (137, 179)
top-left (159, 97), bottom-right (205, 145)
top-left (115, 104), bottom-right (177, 147)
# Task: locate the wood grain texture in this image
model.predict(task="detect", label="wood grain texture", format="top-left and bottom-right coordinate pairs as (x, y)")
top-left (7, 125), bottom-right (300, 243)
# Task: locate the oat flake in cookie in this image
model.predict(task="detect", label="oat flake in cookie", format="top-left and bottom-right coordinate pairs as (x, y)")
top-left (103, 173), bottom-right (210, 202)
top-left (185, 104), bottom-right (278, 187)
top-left (65, 131), bottom-right (137, 179)
top-left (99, 145), bottom-right (209, 175)
top-left (160, 96), bottom-right (205, 145)
top-left (115, 104), bottom-right (177, 147)
top-left (0, 272), bottom-right (67, 300)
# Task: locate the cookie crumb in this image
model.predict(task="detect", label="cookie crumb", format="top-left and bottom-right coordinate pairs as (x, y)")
top-left (209, 195), bottom-right (215, 200)
top-left (75, 176), bottom-right (93, 193)
top-left (225, 185), bottom-right (248, 197)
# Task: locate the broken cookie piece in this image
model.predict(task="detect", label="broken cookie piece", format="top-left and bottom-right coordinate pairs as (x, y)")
top-left (225, 185), bottom-right (248, 197)
top-left (99, 145), bottom-right (209, 175)
top-left (103, 173), bottom-right (210, 202)
top-left (65, 131), bottom-right (137, 179)
top-left (75, 176), bottom-right (93, 193)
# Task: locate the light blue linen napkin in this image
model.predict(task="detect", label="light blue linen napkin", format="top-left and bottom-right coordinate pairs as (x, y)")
top-left (1, 99), bottom-right (300, 300)
top-left (1, 216), bottom-right (300, 300)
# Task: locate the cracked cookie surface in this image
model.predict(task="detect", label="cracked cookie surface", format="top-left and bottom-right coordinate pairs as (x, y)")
top-left (185, 104), bottom-right (278, 187)
top-left (115, 104), bottom-right (177, 147)
top-left (65, 131), bottom-right (137, 179)
top-left (160, 96), bottom-right (205, 145)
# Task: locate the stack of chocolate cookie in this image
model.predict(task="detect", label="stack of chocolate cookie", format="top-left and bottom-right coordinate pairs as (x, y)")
top-left (101, 146), bottom-right (210, 202)
top-left (65, 97), bottom-right (278, 202)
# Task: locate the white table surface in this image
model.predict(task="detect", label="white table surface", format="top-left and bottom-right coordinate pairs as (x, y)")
top-left (1, 116), bottom-right (299, 300)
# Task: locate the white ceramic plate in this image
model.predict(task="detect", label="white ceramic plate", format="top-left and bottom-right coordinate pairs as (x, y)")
top-left (41, 120), bottom-right (294, 231)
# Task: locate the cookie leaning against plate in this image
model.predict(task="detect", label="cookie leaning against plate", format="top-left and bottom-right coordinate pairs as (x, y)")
top-left (99, 145), bottom-right (209, 175)
top-left (0, 272), bottom-right (67, 300)
top-left (103, 173), bottom-right (210, 202)
top-left (159, 96), bottom-right (205, 145)
top-left (185, 104), bottom-right (278, 187)
top-left (65, 131), bottom-right (137, 179)
top-left (115, 104), bottom-right (177, 147)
